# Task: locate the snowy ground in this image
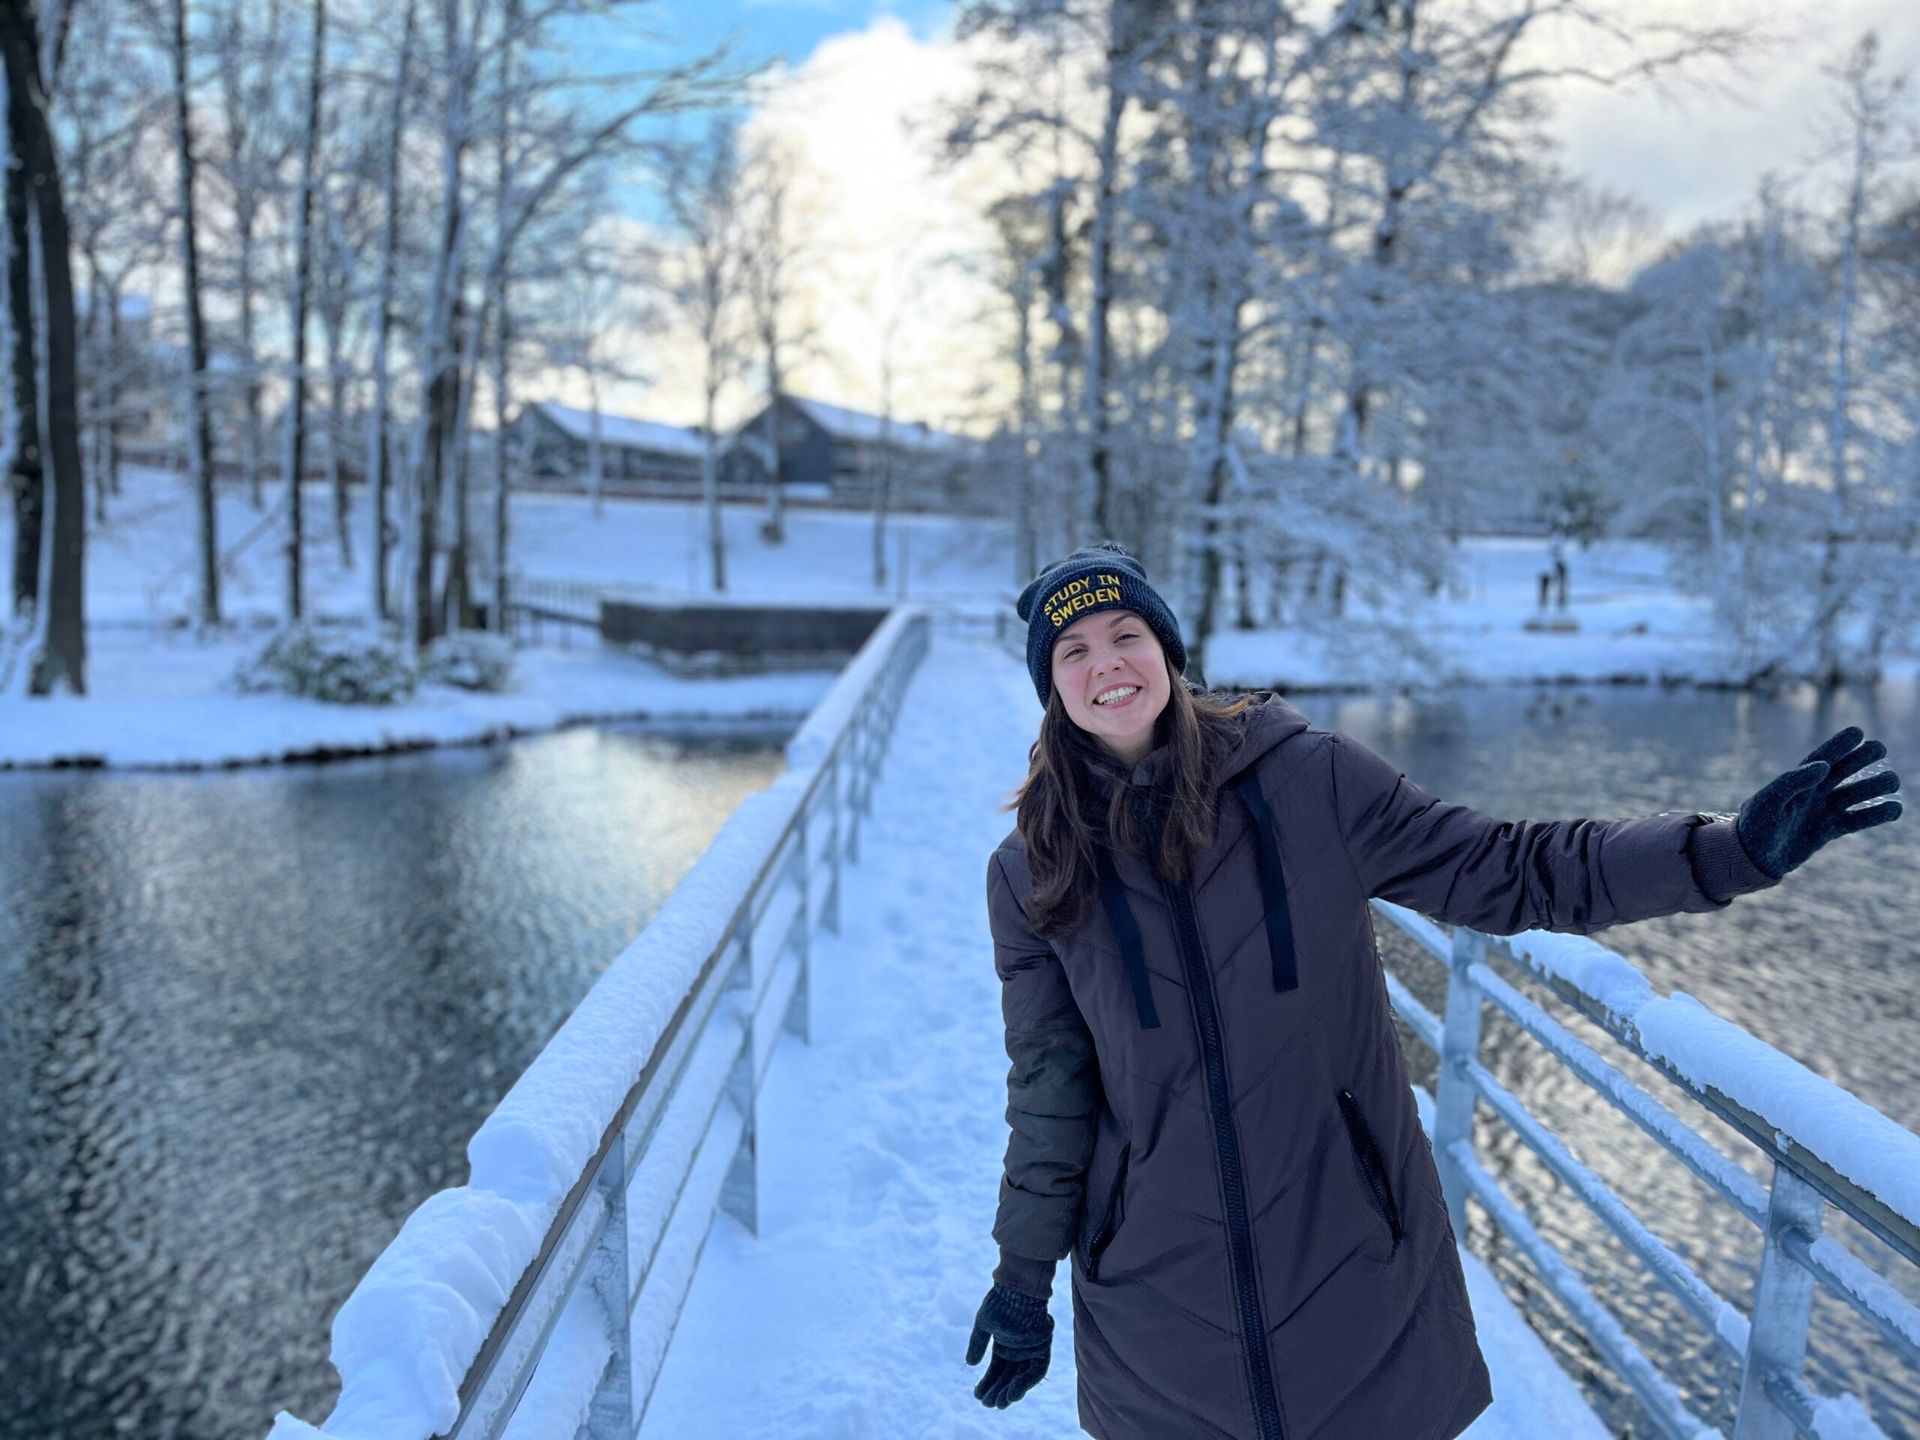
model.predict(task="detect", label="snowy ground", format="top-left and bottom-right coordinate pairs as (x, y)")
top-left (6, 468), bottom-right (1914, 769)
top-left (634, 629), bottom-right (1610, 1440)
top-left (0, 628), bottom-right (832, 769)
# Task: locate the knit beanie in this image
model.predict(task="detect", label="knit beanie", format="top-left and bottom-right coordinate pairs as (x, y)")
top-left (1015, 542), bottom-right (1187, 707)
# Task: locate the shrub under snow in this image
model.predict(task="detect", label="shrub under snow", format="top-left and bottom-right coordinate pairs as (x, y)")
top-left (235, 623), bottom-right (418, 706)
top-left (421, 630), bottom-right (516, 692)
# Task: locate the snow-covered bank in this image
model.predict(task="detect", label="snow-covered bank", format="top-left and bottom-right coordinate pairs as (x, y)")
top-left (635, 632), bottom-right (1607, 1440)
top-left (0, 629), bottom-right (831, 770)
top-left (8, 467), bottom-right (1918, 768)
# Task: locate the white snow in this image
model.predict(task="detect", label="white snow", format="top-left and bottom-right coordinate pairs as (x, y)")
top-left (1502, 931), bottom-right (1920, 1230)
top-left (7, 466), bottom-right (1917, 770)
top-left (789, 394), bottom-right (966, 451)
top-left (530, 401), bottom-right (706, 457)
top-left (0, 632), bottom-right (831, 769)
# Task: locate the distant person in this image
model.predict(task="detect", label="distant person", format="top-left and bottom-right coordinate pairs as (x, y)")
top-left (1537, 569), bottom-right (1552, 611)
top-left (1554, 551), bottom-right (1569, 611)
top-left (965, 541), bottom-right (1903, 1438)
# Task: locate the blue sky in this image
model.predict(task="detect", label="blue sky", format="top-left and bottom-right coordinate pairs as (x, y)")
top-left (666, 0), bottom-right (952, 66)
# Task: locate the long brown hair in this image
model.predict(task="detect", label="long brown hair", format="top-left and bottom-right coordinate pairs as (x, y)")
top-left (1010, 656), bottom-right (1251, 937)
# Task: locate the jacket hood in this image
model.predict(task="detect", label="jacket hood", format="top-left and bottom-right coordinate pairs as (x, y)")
top-left (1069, 688), bottom-right (1313, 796)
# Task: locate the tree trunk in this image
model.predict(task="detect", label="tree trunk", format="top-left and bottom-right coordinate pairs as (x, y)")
top-left (98, 283), bottom-right (119, 521)
top-left (367, 0), bottom-right (414, 623)
top-left (1815, 101), bottom-right (1869, 685)
top-left (702, 387), bottom-right (725, 591)
top-left (588, 373), bottom-right (604, 516)
top-left (442, 284), bottom-right (478, 631)
top-left (280, 0), bottom-right (324, 622)
top-left (1, 0), bottom-right (87, 693)
top-left (5, 115), bottom-right (42, 617)
top-left (237, 207), bottom-right (264, 506)
top-left (489, 0), bottom-right (517, 632)
top-left (325, 306), bottom-right (351, 569)
top-left (1084, 11), bottom-right (1126, 540)
top-left (410, 0), bottom-right (467, 652)
top-left (170, 0), bottom-right (219, 627)
top-left (762, 376), bottom-right (785, 543)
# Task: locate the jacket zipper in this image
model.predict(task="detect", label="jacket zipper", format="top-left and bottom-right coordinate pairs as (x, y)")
top-left (1164, 877), bottom-right (1287, 1440)
top-left (1084, 1143), bottom-right (1131, 1282)
top-left (1338, 1088), bottom-right (1404, 1246)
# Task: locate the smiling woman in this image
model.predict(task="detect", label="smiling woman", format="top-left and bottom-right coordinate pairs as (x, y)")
top-left (956, 540), bottom-right (1895, 1440)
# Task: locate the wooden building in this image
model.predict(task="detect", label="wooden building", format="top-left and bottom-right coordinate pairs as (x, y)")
top-left (720, 395), bottom-right (982, 513)
top-left (510, 401), bottom-right (707, 495)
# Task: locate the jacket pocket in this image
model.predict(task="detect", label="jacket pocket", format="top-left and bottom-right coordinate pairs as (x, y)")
top-left (1337, 1089), bottom-right (1403, 1248)
top-left (1082, 1142), bottom-right (1132, 1282)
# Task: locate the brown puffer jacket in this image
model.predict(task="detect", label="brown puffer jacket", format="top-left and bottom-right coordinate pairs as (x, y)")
top-left (986, 693), bottom-right (1779, 1440)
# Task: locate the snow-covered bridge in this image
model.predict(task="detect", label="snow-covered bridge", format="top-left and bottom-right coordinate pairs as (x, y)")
top-left (269, 610), bottom-right (1920, 1440)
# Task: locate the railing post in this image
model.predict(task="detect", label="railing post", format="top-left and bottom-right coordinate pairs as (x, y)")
top-left (822, 749), bottom-right (844, 936)
top-left (845, 718), bottom-right (866, 862)
top-left (1733, 1165), bottom-right (1824, 1440)
top-left (1432, 925), bottom-right (1488, 1241)
top-left (719, 932), bottom-right (758, 1238)
top-left (581, 1128), bottom-right (634, 1440)
top-left (784, 826), bottom-right (812, 1045)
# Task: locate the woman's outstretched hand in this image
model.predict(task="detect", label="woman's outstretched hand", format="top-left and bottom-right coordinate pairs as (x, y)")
top-left (965, 1282), bottom-right (1053, 1408)
top-left (1734, 727), bottom-right (1903, 880)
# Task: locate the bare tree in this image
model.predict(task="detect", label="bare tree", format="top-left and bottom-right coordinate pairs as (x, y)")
top-left (739, 133), bottom-right (816, 545)
top-left (1809, 31), bottom-right (1907, 684)
top-left (1, 0), bottom-right (87, 693)
top-left (278, 0), bottom-right (325, 621)
top-left (364, 0), bottom-right (415, 622)
top-left (208, 0), bottom-right (296, 510)
top-left (664, 119), bottom-right (744, 594)
top-left (167, 0), bottom-right (220, 627)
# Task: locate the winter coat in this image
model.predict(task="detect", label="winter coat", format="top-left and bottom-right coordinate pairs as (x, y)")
top-left (986, 693), bottom-right (1780, 1440)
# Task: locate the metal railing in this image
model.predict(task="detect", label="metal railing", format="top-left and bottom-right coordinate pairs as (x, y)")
top-left (274, 606), bottom-right (931, 1440)
top-left (1373, 900), bottom-right (1920, 1439)
top-left (502, 576), bottom-right (615, 645)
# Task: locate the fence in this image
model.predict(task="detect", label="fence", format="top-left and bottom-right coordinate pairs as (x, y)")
top-left (1374, 900), bottom-right (1920, 1439)
top-left (269, 606), bottom-right (931, 1440)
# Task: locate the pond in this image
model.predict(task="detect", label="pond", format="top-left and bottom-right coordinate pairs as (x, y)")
top-left (0, 725), bottom-right (787, 1439)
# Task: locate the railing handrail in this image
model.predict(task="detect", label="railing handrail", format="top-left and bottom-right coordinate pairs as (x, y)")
top-left (1370, 897), bottom-right (1919, 1439)
top-left (270, 606), bottom-right (932, 1440)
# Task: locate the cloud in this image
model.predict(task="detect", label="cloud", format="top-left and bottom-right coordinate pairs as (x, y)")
top-left (577, 16), bottom-right (1010, 437)
top-left (1541, 0), bottom-right (1920, 233)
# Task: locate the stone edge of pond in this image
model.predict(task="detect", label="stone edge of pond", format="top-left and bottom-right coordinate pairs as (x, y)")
top-left (0, 705), bottom-right (812, 774)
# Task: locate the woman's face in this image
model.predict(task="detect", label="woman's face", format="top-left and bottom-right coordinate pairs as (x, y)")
top-left (1050, 609), bottom-right (1170, 765)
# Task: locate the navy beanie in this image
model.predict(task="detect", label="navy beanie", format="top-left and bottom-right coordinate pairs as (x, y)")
top-left (1015, 542), bottom-right (1187, 707)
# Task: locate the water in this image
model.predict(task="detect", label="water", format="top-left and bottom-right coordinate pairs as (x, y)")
top-left (1322, 678), bottom-right (1920, 1438)
top-left (0, 726), bottom-right (785, 1440)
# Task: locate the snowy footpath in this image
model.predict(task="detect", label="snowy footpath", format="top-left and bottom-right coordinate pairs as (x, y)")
top-left (635, 629), bottom-right (1608, 1440)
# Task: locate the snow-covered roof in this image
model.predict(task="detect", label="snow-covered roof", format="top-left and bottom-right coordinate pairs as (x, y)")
top-left (788, 396), bottom-right (964, 452)
top-left (534, 401), bottom-right (706, 457)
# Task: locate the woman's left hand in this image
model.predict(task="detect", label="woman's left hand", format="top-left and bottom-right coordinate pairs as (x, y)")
top-left (1734, 726), bottom-right (1903, 880)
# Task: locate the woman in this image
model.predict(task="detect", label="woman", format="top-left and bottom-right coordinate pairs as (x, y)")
top-left (963, 543), bottom-right (1903, 1439)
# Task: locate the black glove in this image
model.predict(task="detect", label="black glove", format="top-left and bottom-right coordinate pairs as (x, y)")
top-left (964, 1282), bottom-right (1053, 1408)
top-left (1734, 726), bottom-right (1902, 880)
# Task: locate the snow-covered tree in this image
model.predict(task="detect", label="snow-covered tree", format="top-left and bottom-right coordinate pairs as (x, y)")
top-left (663, 118), bottom-right (745, 594)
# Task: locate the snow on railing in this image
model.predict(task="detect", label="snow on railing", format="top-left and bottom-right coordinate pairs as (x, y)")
top-left (1372, 900), bottom-right (1920, 1440)
top-left (267, 608), bottom-right (932, 1440)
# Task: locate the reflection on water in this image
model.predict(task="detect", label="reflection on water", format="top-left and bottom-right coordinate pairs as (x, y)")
top-left (1322, 677), bottom-right (1920, 1437)
top-left (0, 726), bottom-right (784, 1439)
